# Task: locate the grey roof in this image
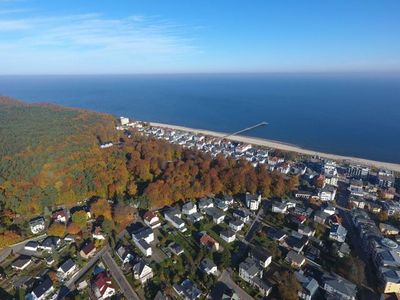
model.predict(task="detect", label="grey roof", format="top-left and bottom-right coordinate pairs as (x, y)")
top-left (174, 279), bottom-right (202, 300)
top-left (133, 259), bottom-right (149, 275)
top-left (199, 258), bottom-right (216, 271)
top-left (32, 277), bottom-right (53, 298)
top-left (230, 219), bottom-right (244, 226)
top-left (221, 229), bottom-right (235, 238)
top-left (323, 273), bottom-right (357, 298)
top-left (12, 256), bottom-right (31, 268)
top-left (295, 271), bottom-right (318, 296)
top-left (59, 258), bottom-right (75, 273)
top-left (250, 247), bottom-right (272, 263)
top-left (132, 226), bottom-right (153, 240)
top-left (239, 257), bottom-right (261, 277)
top-left (286, 250), bottom-right (305, 265)
top-left (41, 236), bottom-right (60, 248)
top-left (205, 207), bottom-right (225, 219)
top-left (25, 241), bottom-right (39, 248)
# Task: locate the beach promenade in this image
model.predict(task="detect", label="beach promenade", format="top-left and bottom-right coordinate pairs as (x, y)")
top-left (149, 122), bottom-right (400, 173)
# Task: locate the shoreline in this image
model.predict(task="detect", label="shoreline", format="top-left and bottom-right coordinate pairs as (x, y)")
top-left (149, 121), bottom-right (400, 173)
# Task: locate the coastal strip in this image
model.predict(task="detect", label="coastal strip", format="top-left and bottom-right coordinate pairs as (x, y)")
top-left (149, 121), bottom-right (400, 173)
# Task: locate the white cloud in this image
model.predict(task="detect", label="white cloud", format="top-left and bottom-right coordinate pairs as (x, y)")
top-left (0, 12), bottom-right (199, 73)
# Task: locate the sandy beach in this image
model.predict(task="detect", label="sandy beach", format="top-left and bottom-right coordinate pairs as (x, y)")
top-left (149, 121), bottom-right (400, 173)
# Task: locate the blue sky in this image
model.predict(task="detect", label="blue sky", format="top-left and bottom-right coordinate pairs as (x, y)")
top-left (1, 0), bottom-right (400, 74)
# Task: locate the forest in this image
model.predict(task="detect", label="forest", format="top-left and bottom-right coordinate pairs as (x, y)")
top-left (0, 97), bottom-right (297, 225)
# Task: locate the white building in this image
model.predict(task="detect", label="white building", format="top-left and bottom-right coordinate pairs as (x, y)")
top-left (120, 116), bottom-right (130, 126)
top-left (57, 259), bottom-right (77, 280)
top-left (220, 229), bottom-right (236, 243)
top-left (182, 201), bottom-right (197, 215)
top-left (245, 193), bottom-right (262, 211)
top-left (165, 210), bottom-right (187, 232)
top-left (133, 259), bottom-right (154, 284)
top-left (29, 217), bottom-right (45, 234)
top-left (318, 185), bottom-right (337, 202)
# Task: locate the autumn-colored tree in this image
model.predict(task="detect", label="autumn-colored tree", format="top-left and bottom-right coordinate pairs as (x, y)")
top-left (47, 270), bottom-right (59, 283)
top-left (272, 173), bottom-right (286, 198)
top-left (113, 203), bottom-right (136, 231)
top-left (71, 210), bottom-right (88, 230)
top-left (48, 223), bottom-right (66, 237)
top-left (126, 181), bottom-right (138, 196)
top-left (66, 222), bottom-right (81, 235)
top-left (287, 175), bottom-right (300, 191)
top-left (90, 198), bottom-right (112, 220)
top-left (314, 175), bottom-right (325, 188)
top-left (277, 271), bottom-right (301, 300)
top-left (0, 231), bottom-right (22, 249)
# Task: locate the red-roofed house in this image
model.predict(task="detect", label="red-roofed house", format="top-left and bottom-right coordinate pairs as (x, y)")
top-left (80, 242), bottom-right (96, 259)
top-left (52, 210), bottom-right (67, 223)
top-left (200, 233), bottom-right (220, 251)
top-left (93, 272), bottom-right (115, 299)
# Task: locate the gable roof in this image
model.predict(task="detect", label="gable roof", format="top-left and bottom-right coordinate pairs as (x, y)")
top-left (59, 258), bottom-right (75, 273)
top-left (32, 277), bottom-right (53, 298)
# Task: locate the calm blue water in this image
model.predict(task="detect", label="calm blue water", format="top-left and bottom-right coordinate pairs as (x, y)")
top-left (0, 73), bottom-right (399, 163)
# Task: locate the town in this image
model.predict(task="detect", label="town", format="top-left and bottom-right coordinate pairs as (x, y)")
top-left (0, 116), bottom-right (399, 300)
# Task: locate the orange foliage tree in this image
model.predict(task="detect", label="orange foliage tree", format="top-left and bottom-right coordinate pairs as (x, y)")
top-left (90, 198), bottom-right (112, 220)
top-left (48, 223), bottom-right (66, 237)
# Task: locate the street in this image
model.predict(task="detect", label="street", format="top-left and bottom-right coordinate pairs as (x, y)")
top-left (218, 270), bottom-right (253, 300)
top-left (102, 250), bottom-right (140, 300)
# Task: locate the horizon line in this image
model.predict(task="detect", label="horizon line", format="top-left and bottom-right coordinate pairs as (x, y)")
top-left (1, 70), bottom-right (400, 76)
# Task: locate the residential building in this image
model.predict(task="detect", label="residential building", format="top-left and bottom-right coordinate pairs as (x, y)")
top-left (29, 277), bottom-right (54, 300)
top-left (92, 226), bottom-right (106, 240)
top-left (220, 229), bottom-right (236, 243)
top-left (39, 236), bottom-right (61, 253)
top-left (182, 201), bottom-right (197, 215)
top-left (329, 224), bottom-right (347, 243)
top-left (318, 185), bottom-right (337, 201)
top-left (80, 243), bottom-right (96, 259)
top-left (272, 202), bottom-right (288, 214)
top-left (347, 164), bottom-right (369, 179)
top-left (132, 226), bottom-right (154, 244)
top-left (57, 259), bottom-right (77, 280)
top-left (143, 211), bottom-right (161, 229)
top-left (249, 247), bottom-right (272, 268)
top-left (168, 242), bottom-right (184, 256)
top-left (52, 210), bottom-right (67, 223)
top-left (199, 258), bottom-right (218, 275)
top-left (29, 217), bottom-right (45, 234)
top-left (233, 209), bottom-right (250, 223)
top-left (229, 219), bottom-right (244, 232)
top-left (245, 193), bottom-right (261, 211)
top-left (92, 272), bottom-right (116, 300)
top-left (295, 271), bottom-right (319, 300)
top-left (285, 251), bottom-right (306, 268)
top-left (205, 207), bottom-right (225, 224)
top-left (239, 257), bottom-right (263, 284)
top-left (322, 273), bottom-right (356, 300)
top-left (198, 198), bottom-right (214, 211)
top-left (133, 259), bottom-right (154, 284)
top-left (11, 256), bottom-right (32, 271)
top-left (165, 210), bottom-right (187, 232)
top-left (24, 241), bottom-right (39, 252)
top-left (187, 212), bottom-right (204, 224)
top-left (134, 238), bottom-right (152, 257)
top-left (173, 279), bottom-right (202, 300)
top-left (116, 245), bottom-right (135, 264)
top-left (379, 223), bottom-right (400, 236)
top-left (200, 233), bottom-right (220, 251)
top-left (379, 267), bottom-right (400, 294)
top-left (378, 170), bottom-right (395, 188)
top-left (349, 179), bottom-right (364, 197)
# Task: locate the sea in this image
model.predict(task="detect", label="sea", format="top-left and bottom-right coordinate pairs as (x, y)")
top-left (0, 73), bottom-right (399, 163)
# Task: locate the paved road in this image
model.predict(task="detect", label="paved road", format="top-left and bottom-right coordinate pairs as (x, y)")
top-left (102, 250), bottom-right (140, 300)
top-left (244, 203), bottom-right (265, 242)
top-left (64, 246), bottom-right (108, 290)
top-left (0, 234), bottom-right (47, 262)
top-left (218, 270), bottom-right (253, 300)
